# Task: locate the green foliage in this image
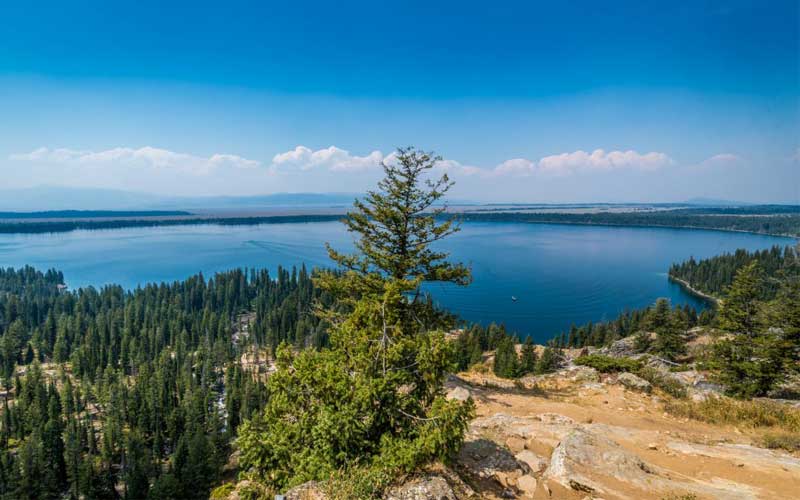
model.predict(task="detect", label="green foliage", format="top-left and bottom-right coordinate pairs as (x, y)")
top-left (717, 261), bottom-right (764, 336)
top-left (0, 266), bottom-right (301, 499)
top-left (556, 300), bottom-right (702, 350)
top-left (237, 147), bottom-right (475, 496)
top-left (648, 298), bottom-right (687, 361)
top-left (535, 345), bottom-right (560, 374)
top-left (710, 262), bottom-right (799, 397)
top-left (633, 331), bottom-right (653, 353)
top-left (519, 337), bottom-right (538, 375)
top-left (453, 323), bottom-right (512, 371)
top-left (574, 354), bottom-right (642, 373)
top-left (492, 336), bottom-right (520, 378)
top-left (210, 483), bottom-right (237, 499)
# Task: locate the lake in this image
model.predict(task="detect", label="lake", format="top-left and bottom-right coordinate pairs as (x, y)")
top-left (0, 221), bottom-right (793, 342)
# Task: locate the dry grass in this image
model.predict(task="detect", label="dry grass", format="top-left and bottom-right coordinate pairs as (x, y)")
top-left (665, 396), bottom-right (800, 433)
top-left (760, 431), bottom-right (800, 452)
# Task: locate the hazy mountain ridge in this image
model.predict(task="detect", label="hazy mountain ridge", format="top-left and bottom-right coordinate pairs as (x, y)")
top-left (0, 186), bottom-right (362, 211)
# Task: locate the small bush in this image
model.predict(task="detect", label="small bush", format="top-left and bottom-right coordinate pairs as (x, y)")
top-left (210, 483), bottom-right (237, 500)
top-left (665, 396), bottom-right (800, 432)
top-left (575, 354), bottom-right (642, 373)
top-left (760, 431), bottom-right (800, 452)
top-left (637, 366), bottom-right (688, 399)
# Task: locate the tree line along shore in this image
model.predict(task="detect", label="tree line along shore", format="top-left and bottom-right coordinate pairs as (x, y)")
top-left (0, 207), bottom-right (799, 237)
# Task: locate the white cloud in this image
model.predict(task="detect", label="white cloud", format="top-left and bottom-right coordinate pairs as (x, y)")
top-left (10, 146), bottom-right (261, 174)
top-left (492, 158), bottom-right (537, 176)
top-left (537, 149), bottom-right (673, 175)
top-left (6, 144), bottom-right (679, 198)
top-left (436, 150), bottom-right (669, 178)
top-left (697, 153), bottom-right (742, 168)
top-left (271, 145), bottom-right (383, 172)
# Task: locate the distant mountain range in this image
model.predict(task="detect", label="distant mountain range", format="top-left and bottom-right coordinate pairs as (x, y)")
top-left (0, 186), bottom-right (789, 212)
top-left (683, 197), bottom-right (753, 207)
top-left (0, 186), bottom-right (361, 211)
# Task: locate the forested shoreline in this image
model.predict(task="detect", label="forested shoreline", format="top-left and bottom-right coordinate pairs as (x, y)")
top-left (459, 211), bottom-right (800, 237)
top-left (0, 211), bottom-right (191, 220)
top-left (669, 245), bottom-right (800, 299)
top-left (1, 207), bottom-right (799, 237)
top-left (0, 215), bottom-right (344, 234)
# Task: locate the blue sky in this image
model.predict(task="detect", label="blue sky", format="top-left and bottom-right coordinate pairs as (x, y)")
top-left (1, 0), bottom-right (798, 203)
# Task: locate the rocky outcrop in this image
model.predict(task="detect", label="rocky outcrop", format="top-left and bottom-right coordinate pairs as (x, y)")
top-left (458, 438), bottom-right (530, 483)
top-left (603, 334), bottom-right (647, 357)
top-left (544, 426), bottom-right (763, 499)
top-left (616, 372), bottom-right (652, 393)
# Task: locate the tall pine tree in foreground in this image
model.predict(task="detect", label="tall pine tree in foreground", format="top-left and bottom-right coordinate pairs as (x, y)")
top-left (237, 147), bottom-right (475, 497)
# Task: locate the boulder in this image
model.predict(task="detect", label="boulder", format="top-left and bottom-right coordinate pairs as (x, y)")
top-left (603, 335), bottom-right (643, 357)
top-left (384, 474), bottom-right (457, 500)
top-left (515, 450), bottom-right (548, 475)
top-left (617, 372), bottom-right (652, 394)
top-left (570, 365), bottom-right (600, 382)
top-left (284, 481), bottom-right (328, 500)
top-left (516, 475), bottom-right (537, 497)
top-left (458, 438), bottom-right (530, 485)
top-left (446, 386), bottom-right (472, 402)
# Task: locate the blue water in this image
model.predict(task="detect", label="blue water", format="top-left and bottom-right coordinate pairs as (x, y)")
top-left (0, 222), bottom-right (793, 342)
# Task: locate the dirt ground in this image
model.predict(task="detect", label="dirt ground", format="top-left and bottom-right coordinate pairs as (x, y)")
top-left (453, 370), bottom-right (800, 500)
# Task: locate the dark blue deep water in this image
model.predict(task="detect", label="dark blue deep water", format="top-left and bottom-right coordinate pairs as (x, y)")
top-left (0, 221), bottom-right (793, 342)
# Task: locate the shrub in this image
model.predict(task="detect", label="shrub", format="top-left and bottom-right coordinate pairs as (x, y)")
top-left (574, 354), bottom-right (642, 373)
top-left (210, 483), bottom-right (237, 499)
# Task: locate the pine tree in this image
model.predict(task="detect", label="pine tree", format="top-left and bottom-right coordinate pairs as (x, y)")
top-left (718, 261), bottom-right (764, 336)
top-left (649, 298), bottom-right (685, 361)
top-left (493, 336), bottom-right (519, 378)
top-left (535, 345), bottom-right (559, 374)
top-left (712, 262), bottom-right (787, 397)
top-left (520, 337), bottom-right (538, 375)
top-left (238, 147), bottom-right (475, 495)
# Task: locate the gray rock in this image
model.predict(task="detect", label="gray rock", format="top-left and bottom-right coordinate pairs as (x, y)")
top-left (458, 438), bottom-right (530, 484)
top-left (446, 386), bottom-right (472, 402)
top-left (384, 474), bottom-right (457, 500)
top-left (570, 365), bottom-right (600, 382)
top-left (603, 335), bottom-right (646, 357)
top-left (284, 481), bottom-right (327, 500)
top-left (617, 372), bottom-right (652, 394)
